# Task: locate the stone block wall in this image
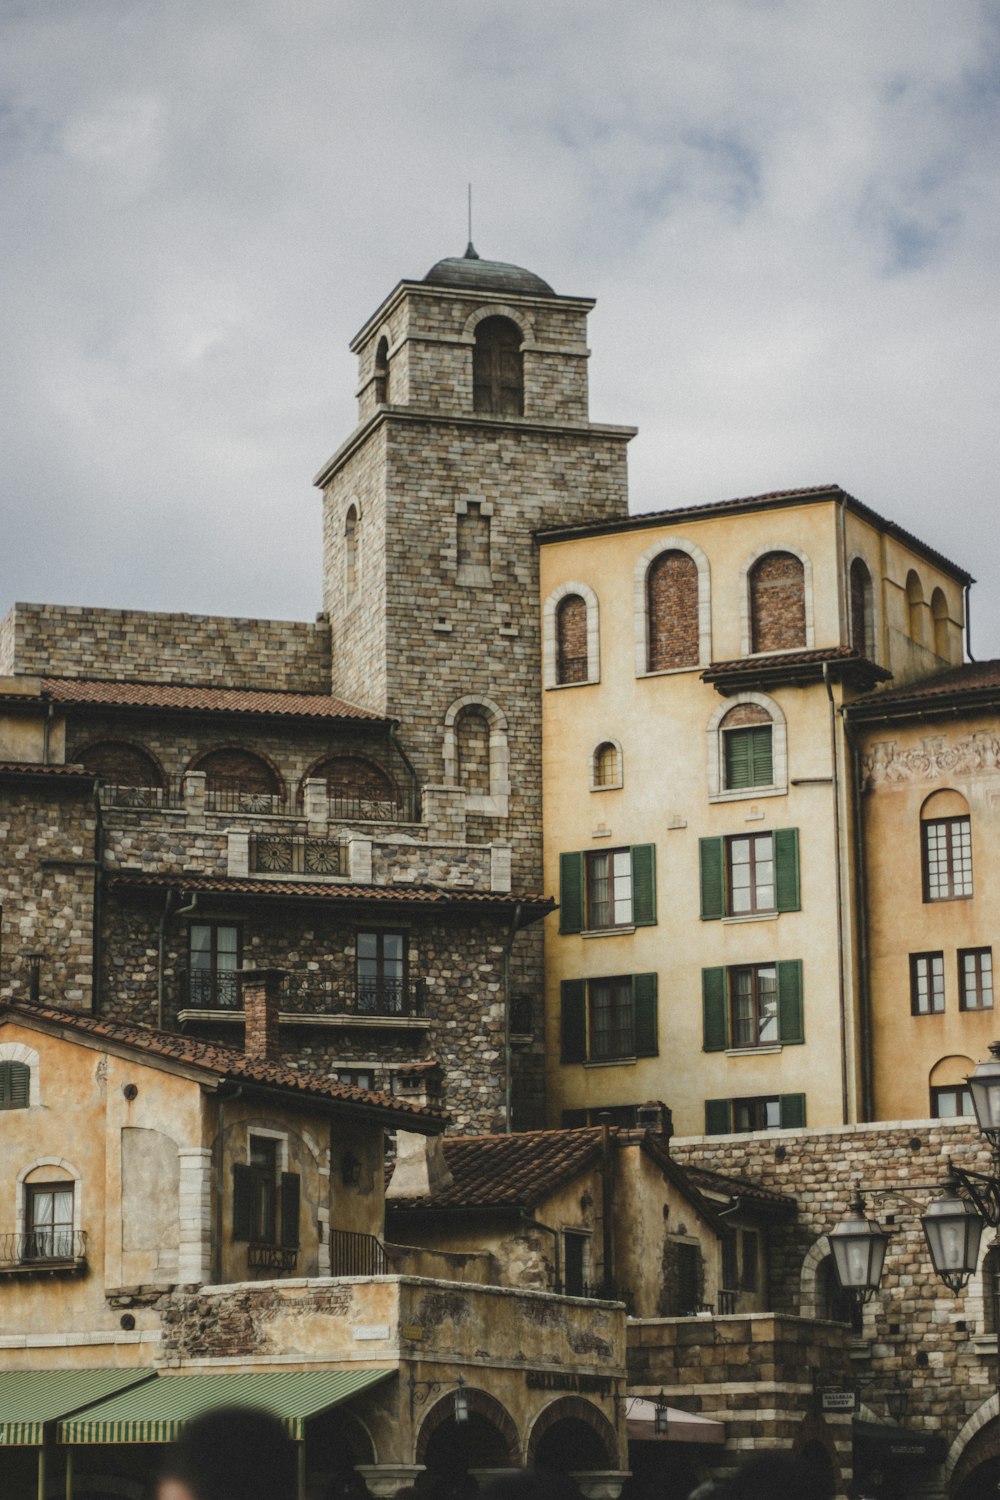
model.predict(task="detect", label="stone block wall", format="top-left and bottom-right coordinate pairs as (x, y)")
top-left (3, 603), bottom-right (332, 691)
top-left (671, 1119), bottom-right (998, 1445)
top-left (0, 778), bottom-right (97, 1010)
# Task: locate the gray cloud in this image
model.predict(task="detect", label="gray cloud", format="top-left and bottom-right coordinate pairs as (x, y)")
top-left (1, 0), bottom-right (998, 652)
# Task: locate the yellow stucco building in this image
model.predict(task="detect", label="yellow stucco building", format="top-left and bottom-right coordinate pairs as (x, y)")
top-left (538, 484), bottom-right (970, 1137)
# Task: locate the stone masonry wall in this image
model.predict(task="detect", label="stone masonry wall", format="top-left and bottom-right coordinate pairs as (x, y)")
top-left (102, 893), bottom-right (511, 1134)
top-left (3, 604), bottom-right (331, 692)
top-left (0, 779), bottom-right (97, 1010)
top-left (671, 1119), bottom-right (998, 1448)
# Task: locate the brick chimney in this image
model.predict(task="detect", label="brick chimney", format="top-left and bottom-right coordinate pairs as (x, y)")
top-left (240, 967), bottom-right (286, 1061)
top-left (385, 1063), bottom-right (453, 1198)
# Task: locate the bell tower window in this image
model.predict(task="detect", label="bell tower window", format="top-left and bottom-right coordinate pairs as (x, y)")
top-left (473, 317), bottom-right (523, 415)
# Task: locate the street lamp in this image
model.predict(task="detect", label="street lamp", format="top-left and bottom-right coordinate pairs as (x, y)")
top-left (830, 1043), bottom-right (1000, 1300)
top-left (920, 1169), bottom-right (984, 1293)
top-left (654, 1391), bottom-right (668, 1435)
top-left (829, 1192), bottom-right (889, 1302)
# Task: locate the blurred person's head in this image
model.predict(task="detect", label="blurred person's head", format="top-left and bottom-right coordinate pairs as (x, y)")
top-left (714, 1451), bottom-right (833, 1500)
top-left (156, 1405), bottom-right (296, 1500)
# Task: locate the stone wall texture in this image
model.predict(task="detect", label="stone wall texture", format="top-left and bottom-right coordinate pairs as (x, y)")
top-left (3, 603), bottom-right (332, 691)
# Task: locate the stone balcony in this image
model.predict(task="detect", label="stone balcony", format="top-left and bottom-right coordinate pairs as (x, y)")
top-left (160, 1273), bottom-right (629, 1494)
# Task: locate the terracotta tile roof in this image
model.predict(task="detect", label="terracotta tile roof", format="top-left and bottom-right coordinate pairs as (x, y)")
top-left (387, 1127), bottom-right (608, 1209)
top-left (707, 642), bottom-right (881, 672)
top-left (1, 1000), bottom-right (444, 1128)
top-left (849, 659), bottom-right (1000, 713)
top-left (39, 678), bottom-right (382, 723)
top-left (105, 870), bottom-right (553, 917)
top-left (537, 485), bottom-right (972, 584)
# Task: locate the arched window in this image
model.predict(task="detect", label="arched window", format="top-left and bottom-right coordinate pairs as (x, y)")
top-left (749, 551), bottom-right (806, 653)
top-left (930, 1056), bottom-right (975, 1118)
top-left (556, 595), bottom-right (589, 685)
top-left (306, 755), bottom-right (398, 819)
top-left (707, 693), bottom-right (788, 801)
top-left (849, 558), bottom-right (876, 658)
top-left (921, 789), bottom-right (972, 902)
top-left (721, 704), bottom-right (774, 791)
top-left (647, 550), bottom-right (699, 671)
top-left (76, 741), bottom-right (163, 788)
top-left (345, 505), bottom-right (358, 596)
top-left (473, 317), bottom-right (523, 415)
top-left (591, 741), bottom-right (622, 790)
top-left (373, 337), bottom-right (389, 405)
top-left (931, 588), bottom-right (950, 658)
top-left (192, 749), bottom-right (283, 812)
top-left (905, 570), bottom-right (925, 642)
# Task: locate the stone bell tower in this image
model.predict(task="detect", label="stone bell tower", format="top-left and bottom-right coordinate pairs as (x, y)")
top-left (315, 244), bottom-right (634, 893)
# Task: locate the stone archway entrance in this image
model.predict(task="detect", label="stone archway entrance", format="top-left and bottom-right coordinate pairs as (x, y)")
top-left (417, 1389), bottom-right (519, 1498)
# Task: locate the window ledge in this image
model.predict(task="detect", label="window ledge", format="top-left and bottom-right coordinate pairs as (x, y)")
top-left (636, 664), bottom-right (703, 679)
top-left (582, 926), bottom-right (636, 939)
top-left (583, 1057), bottom-right (637, 1069)
top-left (590, 783), bottom-right (623, 793)
top-left (722, 912), bottom-right (779, 925)
top-left (709, 787), bottom-right (786, 804)
top-left (974, 1334), bottom-right (997, 1356)
top-left (546, 679), bottom-right (599, 691)
top-left (725, 1045), bottom-right (783, 1058)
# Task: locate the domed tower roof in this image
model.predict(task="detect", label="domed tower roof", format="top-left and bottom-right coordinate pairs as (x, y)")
top-left (423, 242), bottom-right (555, 297)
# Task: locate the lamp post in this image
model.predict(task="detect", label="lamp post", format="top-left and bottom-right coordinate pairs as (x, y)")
top-left (830, 1043), bottom-right (1000, 1299)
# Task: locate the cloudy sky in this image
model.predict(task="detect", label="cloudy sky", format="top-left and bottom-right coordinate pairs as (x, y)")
top-left (2, 1), bottom-right (999, 653)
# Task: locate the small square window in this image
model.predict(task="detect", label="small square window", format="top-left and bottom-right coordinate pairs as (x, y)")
top-left (732, 1097), bottom-right (782, 1133)
top-left (959, 948), bottom-right (993, 1011)
top-left (910, 953), bottom-right (945, 1015)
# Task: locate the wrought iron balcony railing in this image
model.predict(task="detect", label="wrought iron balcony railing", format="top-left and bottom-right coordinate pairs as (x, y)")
top-left (248, 1243), bottom-right (298, 1273)
top-left (177, 971), bottom-right (428, 1019)
top-left (0, 1231), bottom-right (88, 1270)
top-left (249, 834), bottom-right (345, 877)
top-left (330, 1229), bottom-right (387, 1277)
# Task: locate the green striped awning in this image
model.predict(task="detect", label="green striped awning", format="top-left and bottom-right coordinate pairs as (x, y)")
top-left (59, 1369), bottom-right (393, 1445)
top-left (0, 1369), bottom-right (156, 1447)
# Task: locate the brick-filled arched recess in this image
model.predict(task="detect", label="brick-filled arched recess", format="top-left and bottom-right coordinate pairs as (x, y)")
top-left (74, 740), bottom-right (165, 789)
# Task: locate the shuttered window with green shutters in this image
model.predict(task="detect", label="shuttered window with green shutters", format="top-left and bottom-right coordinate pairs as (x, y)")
top-left (705, 1094), bottom-right (806, 1134)
top-left (702, 960), bottom-right (804, 1049)
top-left (0, 1061), bottom-right (30, 1109)
top-left (559, 846), bottom-right (656, 933)
top-left (560, 974), bottom-right (658, 1062)
top-left (723, 725), bottom-right (773, 791)
top-left (699, 829), bottom-right (799, 920)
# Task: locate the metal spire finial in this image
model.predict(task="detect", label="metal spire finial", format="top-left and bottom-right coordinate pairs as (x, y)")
top-left (464, 183), bottom-right (479, 259)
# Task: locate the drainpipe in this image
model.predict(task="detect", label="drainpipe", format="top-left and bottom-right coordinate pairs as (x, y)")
top-left (91, 781), bottom-right (104, 1015)
top-left (823, 663), bottom-right (851, 1124)
top-left (965, 581), bottom-right (975, 663)
top-left (842, 711), bottom-right (874, 1120)
top-left (502, 901), bottom-right (523, 1133)
top-left (600, 1119), bottom-right (615, 1298)
top-left (158, 890), bottom-right (198, 1029)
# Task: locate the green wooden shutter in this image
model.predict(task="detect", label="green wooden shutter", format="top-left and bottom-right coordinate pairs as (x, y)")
top-left (724, 730), bottom-right (751, 790)
top-left (633, 973), bottom-right (659, 1056)
top-left (232, 1164), bottom-right (254, 1241)
top-left (699, 837), bottom-right (725, 920)
top-left (559, 852), bottom-right (584, 934)
top-left (702, 967), bottom-right (728, 1051)
top-left (779, 1094), bottom-right (806, 1129)
top-left (749, 726), bottom-right (773, 787)
top-left (774, 828), bottom-right (800, 912)
top-left (776, 959), bottom-right (804, 1044)
top-left (705, 1099), bottom-right (731, 1135)
top-left (560, 980), bottom-right (587, 1063)
top-left (0, 1061), bottom-right (29, 1109)
top-left (631, 845), bottom-right (657, 926)
top-left (280, 1172), bottom-right (301, 1249)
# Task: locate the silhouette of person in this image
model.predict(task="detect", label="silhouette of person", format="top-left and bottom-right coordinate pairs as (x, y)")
top-left (156, 1405), bottom-right (297, 1500)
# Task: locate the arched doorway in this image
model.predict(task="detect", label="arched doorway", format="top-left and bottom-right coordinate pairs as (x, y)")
top-left (527, 1398), bottom-right (618, 1479)
top-left (417, 1389), bottom-right (518, 1499)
